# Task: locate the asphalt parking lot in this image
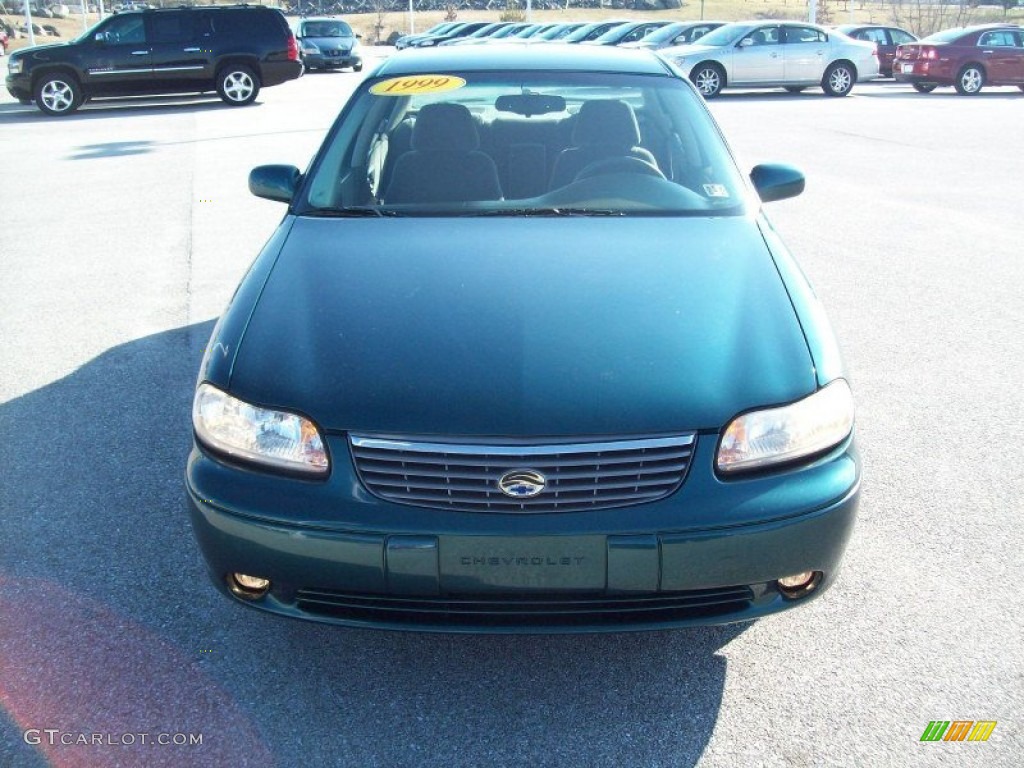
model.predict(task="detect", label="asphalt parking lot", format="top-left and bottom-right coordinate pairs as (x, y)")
top-left (1, 55), bottom-right (1022, 767)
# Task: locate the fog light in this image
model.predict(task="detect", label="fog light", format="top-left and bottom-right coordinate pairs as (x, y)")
top-left (777, 571), bottom-right (820, 598)
top-left (229, 573), bottom-right (270, 598)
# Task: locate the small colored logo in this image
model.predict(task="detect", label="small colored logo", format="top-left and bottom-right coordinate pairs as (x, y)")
top-left (920, 721), bottom-right (996, 742)
top-left (497, 469), bottom-right (547, 498)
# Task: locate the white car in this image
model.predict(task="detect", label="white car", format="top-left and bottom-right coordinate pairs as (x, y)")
top-left (662, 21), bottom-right (879, 98)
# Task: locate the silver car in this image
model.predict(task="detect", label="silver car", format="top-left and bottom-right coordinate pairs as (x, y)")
top-left (662, 21), bottom-right (879, 98)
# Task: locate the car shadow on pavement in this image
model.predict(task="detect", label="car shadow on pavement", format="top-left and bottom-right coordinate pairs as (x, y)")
top-left (0, 321), bottom-right (747, 768)
top-left (0, 97), bottom-right (249, 124)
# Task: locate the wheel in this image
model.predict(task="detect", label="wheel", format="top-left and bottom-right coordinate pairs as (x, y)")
top-left (822, 62), bottom-right (854, 97)
top-left (954, 64), bottom-right (984, 95)
top-left (912, 83), bottom-right (937, 94)
top-left (690, 63), bottom-right (724, 98)
top-left (33, 72), bottom-right (83, 116)
top-left (575, 156), bottom-right (667, 182)
top-left (216, 65), bottom-right (260, 106)
top-left (784, 86), bottom-right (806, 93)
top-left (353, 63), bottom-right (363, 73)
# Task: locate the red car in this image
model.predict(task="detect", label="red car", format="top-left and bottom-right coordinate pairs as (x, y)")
top-left (835, 25), bottom-right (917, 78)
top-left (893, 24), bottom-right (1024, 95)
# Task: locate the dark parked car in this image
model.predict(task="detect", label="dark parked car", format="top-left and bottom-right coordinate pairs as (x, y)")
top-left (295, 17), bottom-right (362, 72)
top-left (409, 22), bottom-right (490, 48)
top-left (561, 20), bottom-right (631, 44)
top-left (6, 5), bottom-right (302, 115)
top-left (834, 24), bottom-right (917, 77)
top-left (582, 20), bottom-right (673, 47)
top-left (620, 21), bottom-right (727, 51)
top-left (393, 22), bottom-right (459, 50)
top-left (187, 45), bottom-right (860, 633)
top-left (893, 24), bottom-right (1024, 94)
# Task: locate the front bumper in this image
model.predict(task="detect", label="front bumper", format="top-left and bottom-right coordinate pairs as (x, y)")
top-left (302, 52), bottom-right (361, 69)
top-left (6, 73), bottom-right (32, 101)
top-left (185, 433), bottom-right (860, 633)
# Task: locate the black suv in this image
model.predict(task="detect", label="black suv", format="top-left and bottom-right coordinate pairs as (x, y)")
top-left (6, 5), bottom-right (303, 116)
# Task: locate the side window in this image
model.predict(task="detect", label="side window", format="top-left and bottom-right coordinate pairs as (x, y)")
top-left (621, 26), bottom-right (648, 44)
top-left (979, 31), bottom-right (1014, 48)
top-left (745, 26), bottom-right (780, 46)
top-left (101, 14), bottom-right (146, 45)
top-left (890, 29), bottom-right (916, 45)
top-left (784, 26), bottom-right (826, 45)
top-left (150, 12), bottom-right (195, 45)
top-left (857, 29), bottom-right (889, 46)
top-left (688, 26), bottom-right (713, 42)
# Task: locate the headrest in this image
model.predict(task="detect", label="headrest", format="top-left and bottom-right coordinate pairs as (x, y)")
top-left (571, 100), bottom-right (641, 147)
top-left (412, 103), bottom-right (480, 152)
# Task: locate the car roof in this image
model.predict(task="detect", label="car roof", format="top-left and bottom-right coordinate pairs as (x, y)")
top-left (374, 44), bottom-right (672, 76)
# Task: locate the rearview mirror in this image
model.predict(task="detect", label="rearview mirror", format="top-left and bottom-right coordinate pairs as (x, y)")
top-left (249, 164), bottom-right (301, 203)
top-left (750, 163), bottom-right (805, 203)
top-left (495, 93), bottom-right (566, 117)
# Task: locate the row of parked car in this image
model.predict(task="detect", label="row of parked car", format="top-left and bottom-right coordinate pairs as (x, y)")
top-left (394, 18), bottom-right (1024, 98)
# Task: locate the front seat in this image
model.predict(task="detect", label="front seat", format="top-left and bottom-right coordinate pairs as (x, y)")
top-left (384, 103), bottom-right (503, 204)
top-left (549, 100), bottom-right (658, 190)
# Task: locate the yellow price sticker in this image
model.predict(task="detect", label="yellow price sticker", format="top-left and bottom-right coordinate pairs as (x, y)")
top-left (370, 75), bottom-right (467, 96)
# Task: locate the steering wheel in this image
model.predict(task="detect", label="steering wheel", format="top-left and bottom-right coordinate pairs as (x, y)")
top-left (574, 156), bottom-right (667, 182)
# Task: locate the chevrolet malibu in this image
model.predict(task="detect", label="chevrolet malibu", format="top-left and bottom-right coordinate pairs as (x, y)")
top-left (662, 20), bottom-right (879, 98)
top-left (186, 45), bottom-right (860, 633)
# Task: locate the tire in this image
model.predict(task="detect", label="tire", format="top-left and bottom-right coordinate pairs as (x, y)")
top-left (912, 83), bottom-right (937, 94)
top-left (784, 86), bottom-right (806, 93)
top-left (954, 64), bottom-right (984, 95)
top-left (216, 64), bottom-right (260, 106)
top-left (822, 62), bottom-right (855, 97)
top-left (33, 71), bottom-right (83, 116)
top-left (353, 63), bottom-right (363, 73)
top-left (690, 63), bottom-right (724, 99)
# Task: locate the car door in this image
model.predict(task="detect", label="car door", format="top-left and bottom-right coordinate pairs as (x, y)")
top-left (782, 25), bottom-right (828, 82)
top-left (851, 28), bottom-right (892, 74)
top-left (731, 25), bottom-right (783, 84)
top-left (81, 12), bottom-right (152, 94)
top-left (976, 29), bottom-right (1023, 84)
top-left (147, 10), bottom-right (211, 89)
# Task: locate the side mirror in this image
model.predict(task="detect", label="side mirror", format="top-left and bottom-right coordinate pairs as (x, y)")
top-left (356, 33), bottom-right (363, 39)
top-left (249, 164), bottom-right (300, 203)
top-left (738, 38), bottom-right (753, 48)
top-left (750, 163), bottom-right (805, 203)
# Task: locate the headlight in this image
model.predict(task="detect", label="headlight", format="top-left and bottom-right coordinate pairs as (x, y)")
top-left (300, 41), bottom-right (320, 55)
top-left (9, 58), bottom-right (24, 75)
top-left (192, 383), bottom-right (329, 475)
top-left (716, 379), bottom-right (854, 474)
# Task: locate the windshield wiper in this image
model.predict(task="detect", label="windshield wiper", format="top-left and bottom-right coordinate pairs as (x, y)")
top-left (305, 207), bottom-right (400, 218)
top-left (464, 207), bottom-right (624, 217)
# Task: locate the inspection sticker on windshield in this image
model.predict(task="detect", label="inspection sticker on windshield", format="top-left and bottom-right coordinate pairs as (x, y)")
top-left (703, 184), bottom-right (730, 198)
top-left (370, 75), bottom-right (467, 96)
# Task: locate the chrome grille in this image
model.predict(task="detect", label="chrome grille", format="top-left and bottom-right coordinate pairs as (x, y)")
top-left (349, 435), bottom-right (696, 513)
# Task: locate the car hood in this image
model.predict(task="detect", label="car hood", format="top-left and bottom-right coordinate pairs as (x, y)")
top-left (228, 217), bottom-right (815, 436)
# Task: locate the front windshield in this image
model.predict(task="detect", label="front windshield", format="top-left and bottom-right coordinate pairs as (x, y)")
top-left (643, 24), bottom-right (688, 44)
top-left (694, 24), bottom-right (751, 47)
top-left (593, 23), bottom-right (638, 44)
top-left (300, 21), bottom-right (352, 37)
top-left (301, 71), bottom-right (748, 217)
top-left (563, 23), bottom-right (601, 42)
